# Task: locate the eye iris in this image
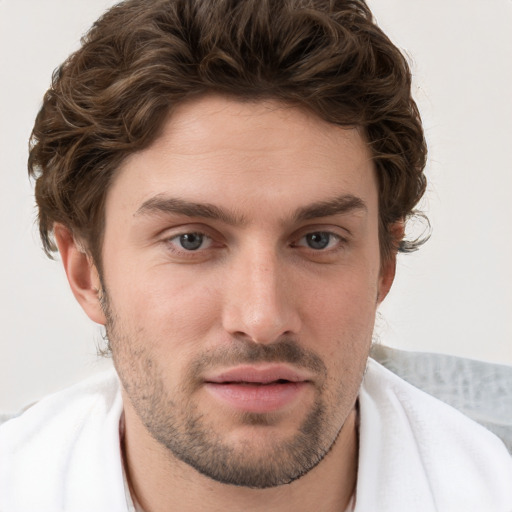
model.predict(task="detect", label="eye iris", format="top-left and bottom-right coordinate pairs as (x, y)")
top-left (180, 233), bottom-right (203, 250)
top-left (306, 232), bottom-right (330, 250)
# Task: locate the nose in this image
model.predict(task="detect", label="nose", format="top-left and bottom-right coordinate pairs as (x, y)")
top-left (221, 246), bottom-right (301, 344)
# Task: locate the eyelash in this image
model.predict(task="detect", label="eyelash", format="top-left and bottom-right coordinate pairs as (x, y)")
top-left (292, 231), bottom-right (345, 251)
top-left (166, 232), bottom-right (215, 253)
top-left (163, 229), bottom-right (347, 260)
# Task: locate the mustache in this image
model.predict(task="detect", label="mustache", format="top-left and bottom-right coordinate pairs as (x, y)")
top-left (188, 338), bottom-right (327, 379)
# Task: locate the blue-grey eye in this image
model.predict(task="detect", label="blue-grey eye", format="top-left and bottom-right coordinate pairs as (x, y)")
top-left (179, 233), bottom-right (204, 250)
top-left (305, 232), bottom-right (332, 250)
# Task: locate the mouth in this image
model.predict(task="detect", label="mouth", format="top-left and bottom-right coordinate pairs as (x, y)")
top-left (203, 365), bottom-right (312, 414)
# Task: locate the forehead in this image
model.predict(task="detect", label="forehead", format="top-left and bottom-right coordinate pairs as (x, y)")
top-left (107, 95), bottom-right (377, 220)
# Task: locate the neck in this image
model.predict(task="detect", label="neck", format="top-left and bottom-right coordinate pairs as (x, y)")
top-left (122, 403), bottom-right (359, 512)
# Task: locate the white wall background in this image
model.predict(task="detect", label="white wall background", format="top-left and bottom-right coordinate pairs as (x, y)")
top-left (1, 0), bottom-right (511, 412)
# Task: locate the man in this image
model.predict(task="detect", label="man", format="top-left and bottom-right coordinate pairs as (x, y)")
top-left (1, 0), bottom-right (511, 511)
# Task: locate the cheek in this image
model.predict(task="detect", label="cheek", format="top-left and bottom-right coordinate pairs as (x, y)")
top-left (108, 267), bottom-right (222, 348)
top-left (301, 269), bottom-right (379, 350)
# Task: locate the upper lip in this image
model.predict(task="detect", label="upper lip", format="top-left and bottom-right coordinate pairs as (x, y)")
top-left (203, 364), bottom-right (312, 384)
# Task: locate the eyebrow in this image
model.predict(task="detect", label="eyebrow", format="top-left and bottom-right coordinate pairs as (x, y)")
top-left (135, 193), bottom-right (367, 225)
top-left (135, 196), bottom-right (244, 225)
top-left (294, 194), bottom-right (367, 222)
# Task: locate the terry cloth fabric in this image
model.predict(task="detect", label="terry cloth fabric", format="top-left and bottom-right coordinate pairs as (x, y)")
top-left (370, 344), bottom-right (512, 454)
top-left (0, 370), bottom-right (128, 512)
top-left (354, 359), bottom-right (512, 511)
top-left (1, 360), bottom-right (512, 512)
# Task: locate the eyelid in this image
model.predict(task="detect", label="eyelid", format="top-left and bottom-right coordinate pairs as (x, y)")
top-left (168, 232), bottom-right (213, 251)
top-left (294, 232), bottom-right (343, 249)
top-left (291, 224), bottom-right (350, 242)
top-left (158, 222), bottom-right (221, 240)
top-left (159, 223), bottom-right (225, 257)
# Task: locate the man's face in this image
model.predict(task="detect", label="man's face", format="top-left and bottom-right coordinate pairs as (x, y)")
top-left (99, 95), bottom-right (392, 487)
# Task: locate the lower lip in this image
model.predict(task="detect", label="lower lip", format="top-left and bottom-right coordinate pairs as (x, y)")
top-left (204, 382), bottom-right (308, 413)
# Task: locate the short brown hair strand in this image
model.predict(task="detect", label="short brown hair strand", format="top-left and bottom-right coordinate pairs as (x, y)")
top-left (29, 0), bottom-right (428, 268)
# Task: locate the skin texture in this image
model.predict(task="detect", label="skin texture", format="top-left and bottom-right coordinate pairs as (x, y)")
top-left (56, 95), bottom-right (398, 512)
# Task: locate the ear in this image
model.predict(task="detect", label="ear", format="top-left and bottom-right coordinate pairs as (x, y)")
top-left (54, 223), bottom-right (107, 325)
top-left (377, 220), bottom-right (405, 304)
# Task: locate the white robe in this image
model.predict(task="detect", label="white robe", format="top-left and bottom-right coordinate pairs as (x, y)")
top-left (355, 359), bottom-right (512, 511)
top-left (1, 359), bottom-right (511, 512)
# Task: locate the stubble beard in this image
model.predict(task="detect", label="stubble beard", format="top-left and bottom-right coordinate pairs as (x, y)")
top-left (101, 289), bottom-right (359, 489)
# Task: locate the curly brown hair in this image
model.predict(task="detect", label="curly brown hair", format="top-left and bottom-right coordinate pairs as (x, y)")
top-left (29, 0), bottom-right (427, 269)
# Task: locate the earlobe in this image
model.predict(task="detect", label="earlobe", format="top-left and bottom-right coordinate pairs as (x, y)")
top-left (54, 224), bottom-right (107, 325)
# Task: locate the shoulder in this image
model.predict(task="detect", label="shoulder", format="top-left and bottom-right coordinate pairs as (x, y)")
top-left (354, 359), bottom-right (512, 512)
top-left (0, 368), bottom-right (121, 452)
top-left (0, 368), bottom-right (128, 512)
